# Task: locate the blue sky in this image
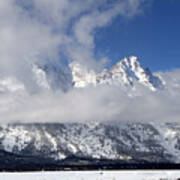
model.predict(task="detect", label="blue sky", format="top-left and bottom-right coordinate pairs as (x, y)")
top-left (95, 0), bottom-right (180, 72)
top-left (1, 0), bottom-right (179, 74)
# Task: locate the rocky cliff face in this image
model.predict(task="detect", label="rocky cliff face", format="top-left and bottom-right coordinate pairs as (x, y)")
top-left (70, 56), bottom-right (164, 91)
top-left (0, 56), bottom-right (178, 170)
top-left (0, 123), bottom-right (180, 165)
top-left (0, 56), bottom-right (165, 93)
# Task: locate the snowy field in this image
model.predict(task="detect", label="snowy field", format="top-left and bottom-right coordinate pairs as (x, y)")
top-left (0, 171), bottom-right (180, 180)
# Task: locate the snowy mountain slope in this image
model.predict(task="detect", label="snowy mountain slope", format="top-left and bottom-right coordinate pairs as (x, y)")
top-left (0, 57), bottom-right (177, 170)
top-left (1, 171), bottom-right (180, 180)
top-left (69, 62), bottom-right (97, 88)
top-left (0, 56), bottom-right (164, 93)
top-left (0, 123), bottom-right (180, 165)
top-left (32, 63), bottom-right (72, 92)
top-left (70, 56), bottom-right (165, 91)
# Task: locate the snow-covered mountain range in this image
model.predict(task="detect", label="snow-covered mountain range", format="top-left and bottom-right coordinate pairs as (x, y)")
top-left (0, 56), bottom-right (165, 93)
top-left (1, 122), bottom-right (180, 167)
top-left (70, 56), bottom-right (164, 91)
top-left (0, 56), bottom-right (179, 170)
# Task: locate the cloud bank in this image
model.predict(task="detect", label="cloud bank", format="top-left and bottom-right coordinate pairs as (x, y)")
top-left (1, 0), bottom-right (180, 124)
top-left (0, 69), bottom-right (180, 124)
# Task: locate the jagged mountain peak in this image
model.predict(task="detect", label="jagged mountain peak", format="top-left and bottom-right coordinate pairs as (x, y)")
top-left (110, 56), bottom-right (164, 90)
top-left (32, 63), bottom-right (72, 92)
top-left (0, 56), bottom-right (165, 93)
top-left (114, 56), bottom-right (140, 68)
top-left (69, 62), bottom-right (97, 88)
top-left (70, 56), bottom-right (164, 91)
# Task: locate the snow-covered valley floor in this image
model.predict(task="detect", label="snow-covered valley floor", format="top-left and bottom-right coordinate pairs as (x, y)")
top-left (0, 171), bottom-right (180, 180)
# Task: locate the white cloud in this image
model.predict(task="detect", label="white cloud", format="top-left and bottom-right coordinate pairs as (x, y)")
top-left (0, 0), bottom-right (150, 78)
top-left (2, 0), bottom-right (177, 124)
top-left (0, 69), bottom-right (180, 123)
top-left (73, 0), bottom-right (147, 47)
